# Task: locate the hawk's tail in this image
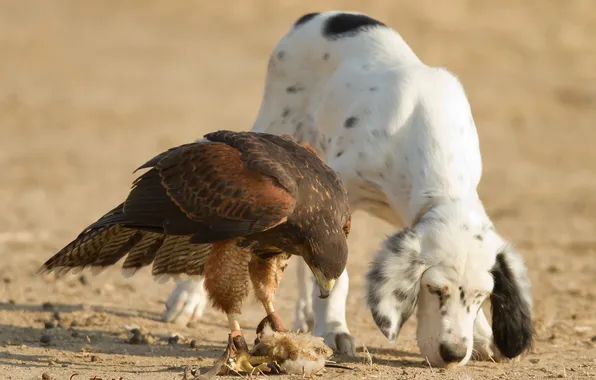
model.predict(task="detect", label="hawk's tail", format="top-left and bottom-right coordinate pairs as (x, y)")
top-left (39, 204), bottom-right (212, 280)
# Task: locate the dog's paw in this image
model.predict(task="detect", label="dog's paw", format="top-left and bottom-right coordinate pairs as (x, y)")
top-left (324, 332), bottom-right (356, 357)
top-left (162, 279), bottom-right (207, 326)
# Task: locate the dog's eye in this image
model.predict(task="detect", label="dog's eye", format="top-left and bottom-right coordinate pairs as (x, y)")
top-left (426, 284), bottom-right (444, 296)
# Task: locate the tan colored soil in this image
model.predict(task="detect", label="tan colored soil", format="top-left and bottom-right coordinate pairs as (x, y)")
top-left (0, 1), bottom-right (594, 379)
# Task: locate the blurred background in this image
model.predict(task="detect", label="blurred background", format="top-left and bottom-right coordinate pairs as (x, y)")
top-left (0, 1), bottom-right (594, 379)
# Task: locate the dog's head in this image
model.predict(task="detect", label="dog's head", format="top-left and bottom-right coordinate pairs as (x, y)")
top-left (366, 202), bottom-right (533, 367)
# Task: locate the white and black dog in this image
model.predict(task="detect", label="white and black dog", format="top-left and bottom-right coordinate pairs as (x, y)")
top-left (163, 11), bottom-right (533, 367)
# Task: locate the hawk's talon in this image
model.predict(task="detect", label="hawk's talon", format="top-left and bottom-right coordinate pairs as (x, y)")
top-left (255, 311), bottom-right (286, 344)
top-left (230, 351), bottom-right (257, 374)
top-left (210, 331), bottom-right (251, 377)
top-left (227, 351), bottom-right (274, 376)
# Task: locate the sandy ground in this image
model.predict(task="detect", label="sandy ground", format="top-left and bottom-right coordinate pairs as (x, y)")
top-left (0, 1), bottom-right (595, 379)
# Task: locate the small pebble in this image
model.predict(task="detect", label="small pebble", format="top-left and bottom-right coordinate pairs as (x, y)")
top-left (79, 275), bottom-right (88, 285)
top-left (574, 326), bottom-right (592, 334)
top-left (40, 334), bottom-right (52, 344)
top-left (42, 302), bottom-right (55, 311)
top-left (127, 330), bottom-right (149, 345)
top-left (168, 335), bottom-right (180, 345)
top-left (546, 265), bottom-right (561, 274)
top-left (189, 339), bottom-right (197, 349)
top-left (90, 355), bottom-right (98, 362)
top-left (8, 299), bottom-right (15, 305)
top-left (41, 372), bottom-right (52, 380)
top-left (44, 321), bottom-right (55, 329)
top-left (128, 334), bottom-right (143, 344)
top-left (70, 321), bottom-right (78, 328)
top-left (529, 358), bottom-right (540, 364)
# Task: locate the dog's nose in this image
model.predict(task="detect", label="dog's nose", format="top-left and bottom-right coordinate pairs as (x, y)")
top-left (439, 342), bottom-right (467, 364)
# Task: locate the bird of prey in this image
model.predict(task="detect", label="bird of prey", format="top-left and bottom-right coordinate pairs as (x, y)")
top-left (39, 130), bottom-right (351, 374)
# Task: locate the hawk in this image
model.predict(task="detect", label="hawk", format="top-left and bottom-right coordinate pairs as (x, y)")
top-left (39, 130), bottom-right (351, 373)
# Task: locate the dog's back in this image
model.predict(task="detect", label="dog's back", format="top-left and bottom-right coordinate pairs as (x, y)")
top-left (252, 11), bottom-right (481, 225)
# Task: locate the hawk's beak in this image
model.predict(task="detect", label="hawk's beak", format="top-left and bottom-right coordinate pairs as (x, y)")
top-left (310, 267), bottom-right (336, 299)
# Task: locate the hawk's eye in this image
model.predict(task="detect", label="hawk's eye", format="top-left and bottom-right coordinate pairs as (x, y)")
top-left (342, 216), bottom-right (351, 236)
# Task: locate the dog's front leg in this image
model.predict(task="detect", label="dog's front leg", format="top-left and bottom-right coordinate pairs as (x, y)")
top-left (293, 257), bottom-right (314, 332)
top-left (311, 268), bottom-right (355, 356)
top-left (162, 277), bottom-right (208, 325)
top-left (473, 307), bottom-right (503, 361)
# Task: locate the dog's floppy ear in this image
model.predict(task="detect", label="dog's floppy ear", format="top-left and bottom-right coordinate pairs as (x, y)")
top-left (366, 228), bottom-right (427, 342)
top-left (490, 245), bottom-right (533, 358)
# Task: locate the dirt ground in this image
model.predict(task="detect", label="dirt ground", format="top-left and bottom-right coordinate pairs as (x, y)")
top-left (0, 1), bottom-right (595, 379)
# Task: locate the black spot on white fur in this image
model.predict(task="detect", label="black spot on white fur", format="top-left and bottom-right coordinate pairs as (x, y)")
top-left (490, 251), bottom-right (533, 358)
top-left (393, 288), bottom-right (409, 301)
top-left (286, 84), bottom-right (305, 93)
top-left (294, 12), bottom-right (320, 27)
top-left (323, 13), bottom-right (386, 39)
top-left (344, 116), bottom-right (358, 128)
top-left (385, 228), bottom-right (415, 252)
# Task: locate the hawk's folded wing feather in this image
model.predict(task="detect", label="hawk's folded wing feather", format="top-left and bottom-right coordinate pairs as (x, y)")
top-left (40, 134), bottom-right (299, 278)
top-left (124, 139), bottom-right (297, 243)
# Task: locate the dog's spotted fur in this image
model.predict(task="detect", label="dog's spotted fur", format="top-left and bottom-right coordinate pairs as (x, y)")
top-left (164, 11), bottom-right (533, 367)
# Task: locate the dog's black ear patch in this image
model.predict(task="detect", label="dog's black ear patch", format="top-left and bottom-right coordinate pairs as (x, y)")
top-left (490, 252), bottom-right (533, 358)
top-left (323, 13), bottom-right (386, 39)
top-left (294, 12), bottom-right (320, 27)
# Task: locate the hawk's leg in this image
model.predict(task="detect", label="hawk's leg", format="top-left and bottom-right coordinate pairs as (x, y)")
top-left (249, 254), bottom-right (290, 342)
top-left (200, 242), bottom-right (256, 376)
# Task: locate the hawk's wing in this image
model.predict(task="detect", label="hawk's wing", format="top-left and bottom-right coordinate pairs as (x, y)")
top-left (40, 131), bottom-right (299, 278)
top-left (124, 134), bottom-right (297, 243)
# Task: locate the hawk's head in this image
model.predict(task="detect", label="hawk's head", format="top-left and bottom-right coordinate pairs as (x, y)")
top-left (302, 213), bottom-right (351, 299)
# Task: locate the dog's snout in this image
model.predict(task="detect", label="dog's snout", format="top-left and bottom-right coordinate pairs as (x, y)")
top-left (439, 342), bottom-right (467, 364)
